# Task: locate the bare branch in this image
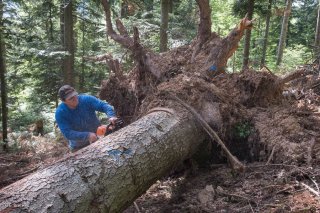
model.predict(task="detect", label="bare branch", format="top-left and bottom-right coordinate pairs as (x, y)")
top-left (84, 54), bottom-right (124, 79)
top-left (116, 19), bottom-right (129, 36)
top-left (101, 0), bottom-right (115, 35)
top-left (133, 27), bottom-right (140, 45)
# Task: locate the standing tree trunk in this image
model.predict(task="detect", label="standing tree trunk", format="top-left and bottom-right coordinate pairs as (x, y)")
top-left (120, 1), bottom-right (128, 18)
top-left (191, 0), bottom-right (212, 62)
top-left (260, 0), bottom-right (273, 68)
top-left (0, 111), bottom-right (208, 212)
top-left (160, 0), bottom-right (170, 52)
top-left (79, 0), bottom-right (86, 92)
top-left (315, 0), bottom-right (320, 56)
top-left (0, 0), bottom-right (8, 151)
top-left (46, 0), bottom-right (54, 42)
top-left (276, 0), bottom-right (292, 66)
top-left (242, 0), bottom-right (255, 70)
top-left (144, 0), bottom-right (154, 18)
top-left (196, 0), bottom-right (211, 45)
top-left (145, 0), bottom-right (153, 11)
top-left (61, 0), bottom-right (75, 86)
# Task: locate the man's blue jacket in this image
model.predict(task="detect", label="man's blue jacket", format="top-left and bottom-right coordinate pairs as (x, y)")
top-left (55, 94), bottom-right (115, 149)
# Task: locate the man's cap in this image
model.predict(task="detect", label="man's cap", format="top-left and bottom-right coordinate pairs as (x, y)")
top-left (58, 85), bottom-right (78, 100)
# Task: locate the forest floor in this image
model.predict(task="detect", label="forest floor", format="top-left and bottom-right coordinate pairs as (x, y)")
top-left (1, 66), bottom-right (320, 212)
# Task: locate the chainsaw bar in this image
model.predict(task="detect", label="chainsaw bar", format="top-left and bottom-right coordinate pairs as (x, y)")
top-left (105, 118), bottom-right (124, 135)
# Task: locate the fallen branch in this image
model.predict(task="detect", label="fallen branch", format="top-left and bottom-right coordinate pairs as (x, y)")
top-left (216, 189), bottom-right (256, 205)
top-left (168, 92), bottom-right (245, 172)
top-left (260, 65), bottom-right (273, 75)
top-left (275, 186), bottom-right (293, 195)
top-left (266, 145), bottom-right (277, 165)
top-left (311, 82), bottom-right (320, 89)
top-left (300, 182), bottom-right (320, 197)
top-left (133, 202), bottom-right (141, 213)
top-left (0, 156), bottom-right (13, 161)
top-left (249, 202), bottom-right (254, 213)
top-left (307, 137), bottom-right (315, 166)
top-left (310, 178), bottom-right (320, 195)
top-left (278, 68), bottom-right (305, 85)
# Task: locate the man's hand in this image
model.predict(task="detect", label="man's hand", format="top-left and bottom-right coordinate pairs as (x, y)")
top-left (96, 125), bottom-right (107, 136)
top-left (88, 132), bottom-right (98, 143)
top-left (109, 117), bottom-right (118, 125)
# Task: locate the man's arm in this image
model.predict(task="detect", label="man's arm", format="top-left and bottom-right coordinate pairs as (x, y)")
top-left (55, 110), bottom-right (90, 141)
top-left (87, 95), bottom-right (116, 118)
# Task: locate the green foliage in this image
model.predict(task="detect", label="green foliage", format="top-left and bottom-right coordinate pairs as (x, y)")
top-left (232, 0), bottom-right (269, 18)
top-left (9, 108), bottom-right (43, 132)
top-left (275, 45), bottom-right (312, 73)
top-left (232, 121), bottom-right (252, 139)
top-left (290, 0), bottom-right (318, 47)
top-left (119, 0), bottom-right (197, 51)
top-left (169, 0), bottom-right (197, 45)
top-left (210, 0), bottom-right (238, 36)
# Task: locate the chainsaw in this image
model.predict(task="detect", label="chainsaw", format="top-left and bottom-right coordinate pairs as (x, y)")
top-left (96, 118), bottom-right (124, 137)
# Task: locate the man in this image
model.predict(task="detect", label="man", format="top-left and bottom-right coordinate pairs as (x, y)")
top-left (55, 85), bottom-right (117, 152)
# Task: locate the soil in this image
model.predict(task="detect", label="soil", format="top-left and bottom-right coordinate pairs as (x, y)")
top-left (1, 65), bottom-right (320, 212)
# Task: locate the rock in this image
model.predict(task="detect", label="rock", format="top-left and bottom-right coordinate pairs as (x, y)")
top-left (216, 186), bottom-right (224, 194)
top-left (197, 185), bottom-right (215, 205)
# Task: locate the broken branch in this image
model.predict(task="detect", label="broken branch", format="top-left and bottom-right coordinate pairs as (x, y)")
top-left (300, 182), bottom-right (320, 197)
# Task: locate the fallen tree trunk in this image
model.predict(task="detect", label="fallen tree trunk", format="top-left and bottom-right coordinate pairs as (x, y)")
top-left (0, 110), bottom-right (209, 212)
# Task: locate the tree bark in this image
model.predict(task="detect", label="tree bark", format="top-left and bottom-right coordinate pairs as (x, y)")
top-left (160, 0), bottom-right (170, 52)
top-left (314, 0), bottom-right (320, 57)
top-left (0, 0), bottom-right (8, 151)
top-left (191, 0), bottom-right (212, 62)
top-left (204, 17), bottom-right (253, 77)
top-left (315, 0), bottom-right (320, 72)
top-left (260, 0), bottom-right (272, 68)
top-left (242, 0), bottom-right (255, 70)
top-left (61, 0), bottom-right (75, 86)
top-left (0, 110), bottom-right (208, 212)
top-left (47, 0), bottom-right (54, 42)
top-left (120, 1), bottom-right (128, 18)
top-left (276, 0), bottom-right (292, 66)
top-left (196, 0), bottom-right (211, 44)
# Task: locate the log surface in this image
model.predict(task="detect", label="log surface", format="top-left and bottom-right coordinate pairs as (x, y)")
top-left (0, 111), bottom-right (207, 213)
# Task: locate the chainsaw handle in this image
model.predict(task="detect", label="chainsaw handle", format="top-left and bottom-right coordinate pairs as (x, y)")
top-left (97, 118), bottom-right (124, 137)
